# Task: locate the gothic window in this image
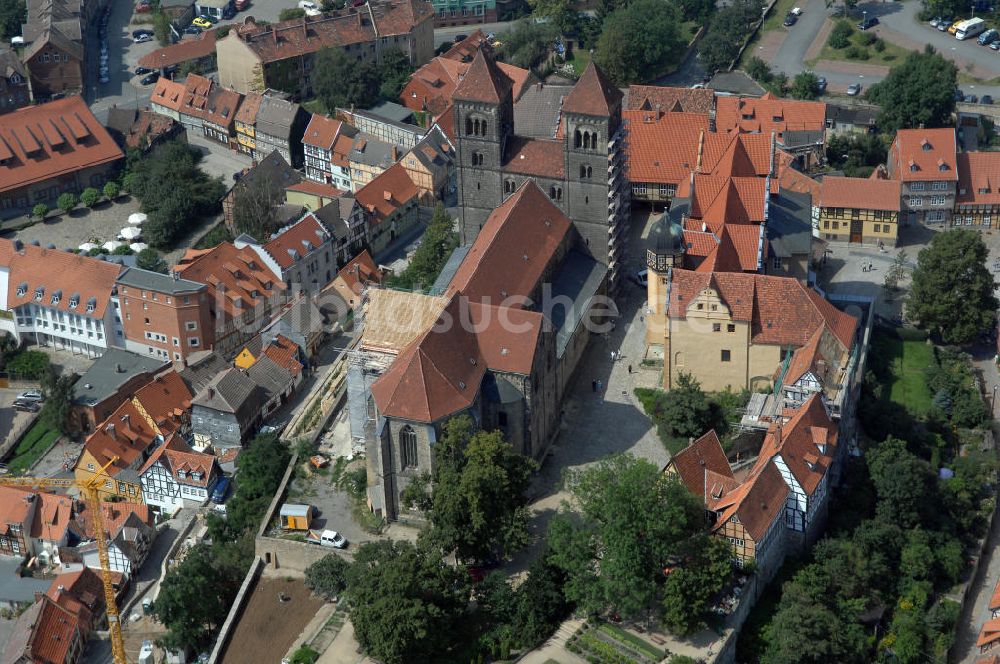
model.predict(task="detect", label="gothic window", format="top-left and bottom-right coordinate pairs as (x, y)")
top-left (580, 164), bottom-right (592, 178)
top-left (574, 130), bottom-right (582, 148)
top-left (400, 426), bottom-right (418, 469)
top-left (472, 152), bottom-right (484, 166)
top-left (465, 117), bottom-right (473, 135)
top-left (504, 179), bottom-right (515, 193)
top-left (583, 132), bottom-right (591, 149)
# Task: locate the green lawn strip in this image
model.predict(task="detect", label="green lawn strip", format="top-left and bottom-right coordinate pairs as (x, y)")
top-left (567, 48), bottom-right (591, 77)
top-left (8, 426), bottom-right (60, 473)
top-left (809, 25), bottom-right (911, 68)
top-left (578, 631), bottom-right (639, 664)
top-left (597, 623), bottom-right (665, 660)
top-left (301, 99), bottom-right (328, 116)
top-left (887, 338), bottom-right (934, 415)
top-left (762, 0), bottom-right (799, 32)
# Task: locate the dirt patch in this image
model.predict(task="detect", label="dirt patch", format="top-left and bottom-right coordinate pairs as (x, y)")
top-left (220, 577), bottom-right (325, 664)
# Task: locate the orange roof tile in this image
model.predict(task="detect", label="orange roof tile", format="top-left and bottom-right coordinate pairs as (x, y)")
top-left (30, 491), bottom-right (75, 543)
top-left (958, 152), bottom-right (1000, 206)
top-left (175, 242), bottom-right (284, 319)
top-left (0, 96), bottom-right (123, 194)
top-left (235, 90), bottom-right (264, 126)
top-left (669, 430), bottom-right (734, 501)
top-left (778, 161), bottom-right (821, 199)
top-left (80, 400), bottom-right (162, 478)
top-left (446, 181), bottom-right (571, 303)
top-left (285, 179), bottom-right (346, 198)
top-left (702, 132), bottom-right (773, 178)
top-left (991, 578), bottom-right (1000, 611)
top-left (502, 136), bottom-right (565, 179)
top-left (25, 597), bottom-right (81, 664)
top-left (753, 394), bottom-right (836, 495)
top-left (715, 93), bottom-right (826, 137)
top-left (0, 486), bottom-right (34, 533)
top-left (820, 176), bottom-right (901, 211)
top-left (262, 335), bottom-right (303, 376)
top-left (625, 84), bottom-right (715, 115)
top-left (150, 76), bottom-right (186, 113)
top-left (401, 52), bottom-right (532, 116)
top-left (889, 128), bottom-right (958, 182)
top-left (562, 62), bottom-right (622, 117)
top-left (301, 114), bottom-right (344, 149)
top-left (711, 460), bottom-right (789, 542)
top-left (623, 110), bottom-right (709, 185)
top-left (354, 163), bottom-right (419, 223)
top-left (263, 213), bottom-right (331, 270)
top-left (133, 370), bottom-right (193, 435)
top-left (453, 48), bottom-right (512, 104)
top-left (138, 29), bottom-right (217, 69)
top-left (334, 249), bottom-right (382, 295)
top-left (980, 618), bottom-right (1000, 648)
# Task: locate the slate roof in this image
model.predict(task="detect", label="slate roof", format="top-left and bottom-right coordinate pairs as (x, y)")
top-left (513, 83), bottom-right (570, 139)
top-left (117, 267), bottom-right (205, 295)
top-left (72, 348), bottom-right (168, 407)
top-left (192, 367), bottom-right (261, 415)
top-left (767, 190), bottom-right (816, 259)
top-left (256, 95), bottom-right (301, 138)
top-left (176, 350), bottom-right (230, 394)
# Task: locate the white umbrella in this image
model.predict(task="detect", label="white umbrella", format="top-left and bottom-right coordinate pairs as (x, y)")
top-left (129, 242), bottom-right (148, 252)
top-left (128, 213), bottom-right (148, 225)
top-left (102, 240), bottom-right (124, 252)
top-left (119, 227), bottom-right (142, 240)
top-left (78, 242), bottom-right (97, 252)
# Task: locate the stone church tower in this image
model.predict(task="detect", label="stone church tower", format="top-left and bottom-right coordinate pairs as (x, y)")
top-left (454, 50), bottom-right (630, 289)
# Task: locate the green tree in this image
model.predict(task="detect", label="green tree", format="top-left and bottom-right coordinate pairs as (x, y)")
top-left (41, 370), bottom-right (76, 435)
top-left (231, 174), bottom-right (283, 241)
top-left (907, 229), bottom-right (998, 344)
top-left (866, 46), bottom-right (957, 131)
top-left (209, 432), bottom-right (291, 539)
top-left (745, 55), bottom-right (773, 83)
top-left (498, 20), bottom-right (558, 70)
top-left (153, 11), bottom-right (171, 46)
top-left (761, 580), bottom-right (869, 664)
top-left (80, 187), bottom-right (100, 207)
top-left (791, 71), bottom-right (820, 100)
top-left (415, 416), bottom-right (537, 562)
top-left (377, 48), bottom-right (415, 102)
top-left (136, 248), bottom-right (169, 274)
top-left (387, 203), bottom-right (458, 290)
top-left (345, 540), bottom-right (470, 664)
top-left (527, 0), bottom-right (577, 35)
top-left (661, 535), bottom-right (733, 635)
top-left (305, 554), bottom-right (351, 600)
top-left (279, 7), bottom-right (306, 19)
top-left (698, 0), bottom-right (764, 74)
top-left (103, 181), bottom-right (119, 200)
top-left (594, 0), bottom-right (684, 85)
top-left (899, 528), bottom-right (934, 582)
top-left (867, 437), bottom-right (938, 530)
top-left (883, 249), bottom-right (908, 293)
top-left (57, 192), bottom-right (77, 213)
top-left (0, 0), bottom-right (25, 41)
top-left (152, 539), bottom-right (252, 650)
top-left (825, 132), bottom-right (888, 178)
top-left (31, 203), bottom-right (48, 219)
top-left (7, 350), bottom-right (49, 379)
top-left (828, 20), bottom-right (853, 49)
top-left (656, 372), bottom-right (715, 442)
top-left (548, 454), bottom-right (706, 619)
top-left (312, 48), bottom-right (379, 111)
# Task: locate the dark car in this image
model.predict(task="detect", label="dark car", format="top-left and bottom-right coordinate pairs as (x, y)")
top-left (969, 94), bottom-right (980, 103)
top-left (857, 16), bottom-right (879, 30)
top-left (983, 95), bottom-right (994, 104)
top-left (12, 400), bottom-right (40, 413)
top-left (211, 476), bottom-right (231, 503)
top-left (134, 66), bottom-right (153, 76)
top-left (140, 72), bottom-right (160, 85)
top-left (198, 13), bottom-right (219, 24)
top-left (131, 28), bottom-right (154, 38)
top-left (783, 13), bottom-right (798, 26)
top-left (980, 28), bottom-right (999, 44)
top-left (955, 88), bottom-right (966, 101)
top-left (817, 76), bottom-right (827, 93)
top-left (454, 34), bottom-right (468, 42)
top-left (184, 25), bottom-right (202, 35)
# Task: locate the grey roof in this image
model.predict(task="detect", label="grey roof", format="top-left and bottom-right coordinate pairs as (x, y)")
top-left (366, 101), bottom-right (415, 125)
top-left (118, 267), bottom-right (205, 294)
top-left (176, 350), bottom-right (230, 394)
top-left (255, 96), bottom-right (302, 139)
top-left (648, 212), bottom-right (685, 256)
top-left (0, 558), bottom-right (52, 605)
top-left (767, 190), bottom-right (814, 259)
top-left (280, 503), bottom-right (311, 517)
top-left (274, 296), bottom-right (324, 338)
top-left (408, 126), bottom-right (453, 171)
top-left (350, 136), bottom-right (401, 168)
top-left (514, 83), bottom-right (570, 139)
top-left (192, 368), bottom-right (259, 414)
top-left (780, 130), bottom-right (825, 149)
top-left (429, 245), bottom-right (470, 294)
top-left (247, 354), bottom-right (293, 400)
top-left (0, 46), bottom-right (27, 79)
top-left (481, 373), bottom-right (522, 405)
top-left (232, 149), bottom-right (301, 198)
top-left (313, 201), bottom-right (351, 241)
top-left (548, 250), bottom-right (607, 357)
top-left (73, 349), bottom-right (169, 407)
top-left (825, 103), bottom-right (878, 126)
top-left (709, 71), bottom-right (765, 97)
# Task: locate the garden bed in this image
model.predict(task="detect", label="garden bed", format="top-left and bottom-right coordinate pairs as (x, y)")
top-left (566, 622), bottom-right (665, 664)
top-left (5, 420), bottom-right (60, 474)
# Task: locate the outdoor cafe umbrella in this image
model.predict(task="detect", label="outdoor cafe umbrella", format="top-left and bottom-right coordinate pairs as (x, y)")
top-left (101, 240), bottom-right (124, 252)
top-left (119, 226), bottom-right (142, 240)
top-left (129, 242), bottom-right (149, 252)
top-left (127, 212), bottom-right (148, 225)
top-left (77, 242), bottom-right (97, 252)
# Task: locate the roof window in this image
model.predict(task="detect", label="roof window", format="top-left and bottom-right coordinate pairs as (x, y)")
top-left (16, 282), bottom-right (26, 297)
top-left (69, 293), bottom-right (80, 308)
top-left (86, 297), bottom-right (97, 313)
top-left (50, 290), bottom-right (61, 305)
top-left (34, 286), bottom-right (44, 301)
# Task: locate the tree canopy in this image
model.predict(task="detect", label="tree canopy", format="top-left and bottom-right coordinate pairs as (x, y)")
top-left (594, 0), bottom-right (685, 85)
top-left (0, 0), bottom-right (25, 40)
top-left (865, 46), bottom-right (957, 132)
top-left (312, 48), bottom-right (413, 112)
top-left (548, 454), bottom-right (714, 624)
top-left (698, 0), bottom-right (764, 74)
top-left (209, 432), bottom-right (291, 539)
top-left (790, 71), bottom-right (821, 100)
top-left (498, 20), bottom-right (559, 70)
top-left (305, 554), bottom-right (351, 600)
top-left (387, 204), bottom-right (458, 290)
top-left (136, 248), bottom-right (169, 274)
top-left (907, 229), bottom-right (998, 344)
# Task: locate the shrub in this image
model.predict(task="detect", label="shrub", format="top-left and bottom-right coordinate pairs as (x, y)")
top-left (861, 31), bottom-right (877, 45)
top-left (57, 192), bottom-right (77, 213)
top-left (846, 45), bottom-right (869, 60)
top-left (103, 182), bottom-right (119, 199)
top-left (31, 203), bottom-right (48, 219)
top-left (80, 187), bottom-right (100, 207)
top-left (874, 37), bottom-right (886, 52)
top-left (830, 20), bottom-right (854, 49)
top-left (6, 350), bottom-right (50, 379)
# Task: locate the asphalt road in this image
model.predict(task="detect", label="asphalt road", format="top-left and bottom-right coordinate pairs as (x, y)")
top-left (434, 20), bottom-right (516, 46)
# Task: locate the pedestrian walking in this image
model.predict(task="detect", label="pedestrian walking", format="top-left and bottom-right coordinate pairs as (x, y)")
top-left (592, 380), bottom-right (597, 393)
top-left (628, 364), bottom-right (633, 374)
top-left (611, 350), bottom-right (616, 363)
top-left (597, 379), bottom-right (603, 393)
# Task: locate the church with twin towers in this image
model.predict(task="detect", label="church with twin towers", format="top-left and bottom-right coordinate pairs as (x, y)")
top-left (452, 50), bottom-right (630, 290)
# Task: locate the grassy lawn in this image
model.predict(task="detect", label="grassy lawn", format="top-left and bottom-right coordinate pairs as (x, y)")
top-left (806, 23), bottom-right (912, 68)
top-left (596, 623), bottom-right (665, 661)
top-left (566, 48), bottom-right (591, 77)
top-left (301, 98), bottom-right (328, 116)
top-left (6, 420), bottom-right (60, 474)
top-left (881, 335), bottom-right (934, 415)
top-left (762, 0), bottom-right (800, 31)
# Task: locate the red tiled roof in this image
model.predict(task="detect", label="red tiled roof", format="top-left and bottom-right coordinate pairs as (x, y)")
top-left (354, 163), bottom-right (419, 222)
top-left (133, 370), bottom-right (193, 435)
top-left (175, 242), bottom-right (284, 319)
top-left (263, 213), bottom-right (331, 269)
top-left (0, 96), bottom-right (123, 194)
top-left (440, 29), bottom-right (487, 61)
top-left (711, 460), bottom-right (789, 542)
top-left (625, 84), bottom-right (715, 115)
top-left (30, 491), bottom-right (75, 543)
top-left (76, 502), bottom-right (153, 540)
top-left (138, 29), bottom-right (217, 69)
top-left (820, 175), bottom-right (901, 211)
top-left (262, 335), bottom-right (303, 376)
top-left (623, 110), bottom-right (709, 185)
top-left (0, 239), bottom-right (123, 319)
top-left (285, 179), bottom-right (345, 198)
top-left (669, 430), bottom-right (734, 501)
top-left (453, 48), bottom-right (513, 103)
top-left (235, 91), bottom-right (264, 126)
top-left (562, 62), bottom-right (622, 117)
top-left (692, 224), bottom-right (762, 273)
top-left (990, 578), bottom-right (1000, 612)
top-left (334, 249), bottom-right (382, 295)
top-left (301, 114), bottom-right (344, 149)
top-left (680, 175), bottom-right (768, 233)
top-left (47, 567), bottom-right (104, 631)
top-left (778, 160), bottom-right (821, 199)
top-left (150, 76), bottom-right (186, 114)
top-left (715, 93), bottom-right (826, 137)
top-left (446, 181), bottom-right (571, 303)
top-left (702, 132), bottom-right (772, 178)
top-left (979, 618), bottom-right (1000, 648)
top-left (889, 128), bottom-right (958, 182)
top-left (958, 152), bottom-right (1000, 206)
top-left (977, 656), bottom-right (1000, 664)
top-left (502, 136), bottom-right (565, 178)
top-left (754, 394), bottom-right (836, 495)
top-left (25, 597), bottom-right (81, 664)
top-left (668, 269), bottom-right (858, 348)
top-left (80, 400), bottom-right (161, 478)
top-left (401, 53), bottom-right (532, 116)
top-left (0, 486), bottom-right (34, 532)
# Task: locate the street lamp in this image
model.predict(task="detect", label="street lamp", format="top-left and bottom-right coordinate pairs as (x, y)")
top-left (992, 384), bottom-right (997, 412)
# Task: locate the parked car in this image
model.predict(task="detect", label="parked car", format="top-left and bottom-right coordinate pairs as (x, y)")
top-left (949, 19), bottom-right (963, 34)
top-left (12, 400), bottom-right (40, 413)
top-left (133, 33), bottom-right (153, 43)
top-left (140, 72), bottom-right (159, 85)
top-left (211, 476), bottom-right (231, 503)
top-left (847, 83), bottom-right (862, 96)
top-left (991, 40), bottom-right (1000, 49)
top-left (18, 390), bottom-right (43, 402)
top-left (305, 529), bottom-right (347, 549)
top-left (858, 16), bottom-right (879, 30)
top-left (817, 76), bottom-right (827, 92)
top-left (197, 13), bottom-right (218, 24)
top-left (955, 88), bottom-right (966, 101)
top-left (783, 12), bottom-right (798, 26)
top-left (969, 94), bottom-right (980, 103)
top-left (192, 16), bottom-right (212, 28)
top-left (633, 268), bottom-right (648, 287)
top-left (929, 16), bottom-right (942, 28)
top-left (983, 95), bottom-right (994, 104)
top-left (132, 28), bottom-right (154, 38)
top-left (979, 28), bottom-right (998, 44)
top-left (184, 24), bottom-right (202, 35)
top-left (134, 66), bottom-right (153, 75)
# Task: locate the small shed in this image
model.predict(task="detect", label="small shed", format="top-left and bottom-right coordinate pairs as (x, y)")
top-left (279, 503), bottom-right (314, 530)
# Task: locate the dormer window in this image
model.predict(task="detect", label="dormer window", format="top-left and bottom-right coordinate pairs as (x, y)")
top-left (177, 469), bottom-right (186, 479)
top-left (921, 139), bottom-right (931, 151)
top-left (34, 286), bottom-right (44, 301)
top-left (192, 471), bottom-right (202, 480)
top-left (86, 297), bottom-right (96, 313)
top-left (939, 162), bottom-right (949, 171)
top-left (10, 74), bottom-right (19, 84)
top-left (50, 290), bottom-right (61, 305)
top-left (980, 187), bottom-right (990, 194)
top-left (16, 282), bottom-right (26, 297)
top-left (69, 294), bottom-right (79, 309)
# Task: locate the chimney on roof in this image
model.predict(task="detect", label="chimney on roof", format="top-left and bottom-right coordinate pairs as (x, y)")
top-left (105, 423), bottom-right (116, 439)
top-left (392, 146), bottom-right (398, 161)
top-left (115, 363), bottom-right (123, 374)
top-left (207, 387), bottom-right (215, 399)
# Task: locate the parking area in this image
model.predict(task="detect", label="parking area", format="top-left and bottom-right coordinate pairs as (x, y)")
top-left (0, 387), bottom-right (38, 459)
top-left (283, 456), bottom-right (374, 550)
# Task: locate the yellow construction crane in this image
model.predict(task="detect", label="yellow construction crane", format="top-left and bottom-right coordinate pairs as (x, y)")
top-left (0, 457), bottom-right (130, 664)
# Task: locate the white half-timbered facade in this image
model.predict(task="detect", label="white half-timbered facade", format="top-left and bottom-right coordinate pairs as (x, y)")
top-left (139, 441), bottom-right (219, 514)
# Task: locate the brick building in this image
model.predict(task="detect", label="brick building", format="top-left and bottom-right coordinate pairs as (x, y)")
top-left (887, 127), bottom-right (958, 226)
top-left (116, 267), bottom-right (213, 361)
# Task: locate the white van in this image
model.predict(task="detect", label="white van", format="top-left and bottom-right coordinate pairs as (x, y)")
top-left (956, 17), bottom-right (986, 40)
